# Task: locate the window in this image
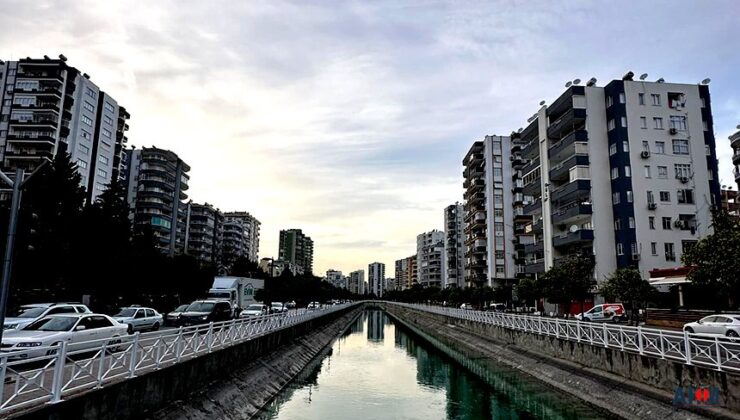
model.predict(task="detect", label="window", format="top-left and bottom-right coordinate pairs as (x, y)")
top-left (674, 163), bottom-right (691, 179)
top-left (97, 168), bottom-right (108, 177)
top-left (655, 141), bottom-right (665, 154)
top-left (672, 139), bottom-right (689, 155)
top-left (616, 243), bottom-right (624, 256)
top-left (606, 96), bottom-right (613, 108)
top-left (611, 167), bottom-right (619, 179)
top-left (651, 242), bottom-right (657, 255)
top-left (104, 115), bottom-right (113, 126)
top-left (657, 166), bottom-right (668, 178)
top-left (628, 217), bottom-right (635, 228)
top-left (682, 240), bottom-right (697, 253)
top-left (669, 115), bottom-right (687, 131)
top-left (609, 144), bottom-right (617, 156)
top-left (83, 101), bottom-right (95, 113)
top-left (81, 130), bottom-right (91, 140)
top-left (493, 167), bottom-right (502, 180)
top-left (614, 219), bottom-right (622, 230)
top-left (493, 208), bottom-right (504, 217)
top-left (494, 250), bottom-right (504, 259)
top-left (653, 117), bottom-right (663, 129)
top-left (638, 93), bottom-right (645, 105)
top-left (81, 115), bottom-right (93, 127)
top-left (98, 155), bottom-right (109, 165)
top-left (95, 182), bottom-right (105, 191)
top-left (640, 117), bottom-right (647, 128)
top-left (626, 191), bottom-right (633, 202)
top-left (612, 192), bottom-right (620, 204)
top-left (607, 119), bottom-right (616, 131)
top-left (705, 145), bottom-right (711, 156)
top-left (86, 87), bottom-right (97, 99)
top-left (624, 165), bottom-right (631, 177)
top-left (642, 141), bottom-right (650, 151)
top-left (647, 191), bottom-right (655, 204)
top-left (621, 116), bottom-right (627, 127)
top-left (677, 189), bottom-right (694, 204)
top-left (104, 101), bottom-right (115, 113)
top-left (662, 217), bottom-right (672, 230)
top-left (665, 243), bottom-right (675, 261)
top-left (102, 128), bottom-right (112, 138)
top-left (649, 216), bottom-right (655, 230)
top-left (622, 141), bottom-right (629, 152)
top-left (651, 93), bottom-right (661, 106)
top-left (644, 165), bottom-right (651, 178)
top-left (659, 191), bottom-right (670, 202)
top-left (77, 159), bottom-right (88, 169)
top-left (619, 93), bottom-right (625, 104)
top-left (78, 143), bottom-right (89, 155)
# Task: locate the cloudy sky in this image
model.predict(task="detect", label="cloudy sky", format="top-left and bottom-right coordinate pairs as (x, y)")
top-left (2, 1), bottom-right (738, 276)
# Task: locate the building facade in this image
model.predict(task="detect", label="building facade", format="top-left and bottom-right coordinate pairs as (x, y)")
top-left (463, 135), bottom-right (516, 288)
top-left (443, 203), bottom-right (465, 288)
top-left (325, 269), bottom-right (346, 289)
top-left (512, 75), bottom-right (720, 285)
top-left (368, 262), bottom-right (386, 297)
top-left (258, 257), bottom-right (301, 277)
top-left (416, 230), bottom-right (445, 288)
top-left (124, 146), bottom-right (190, 256)
top-left (349, 270), bottom-right (365, 295)
top-left (0, 55), bottom-right (130, 202)
top-left (731, 129), bottom-right (740, 191)
top-left (184, 202), bottom-right (223, 266)
top-left (278, 229), bottom-right (314, 275)
top-left (222, 211), bottom-right (261, 267)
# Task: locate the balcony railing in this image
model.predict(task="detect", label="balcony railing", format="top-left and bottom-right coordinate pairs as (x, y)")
top-left (553, 229), bottom-right (594, 248)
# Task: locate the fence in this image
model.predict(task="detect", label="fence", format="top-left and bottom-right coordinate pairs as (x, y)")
top-left (389, 302), bottom-right (740, 373)
top-left (0, 303), bottom-right (356, 414)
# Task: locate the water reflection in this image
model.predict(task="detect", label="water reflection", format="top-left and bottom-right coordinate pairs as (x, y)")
top-left (256, 310), bottom-right (608, 420)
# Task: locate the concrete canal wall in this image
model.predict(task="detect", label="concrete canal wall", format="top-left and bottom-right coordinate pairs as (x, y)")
top-left (14, 306), bottom-right (363, 420)
top-left (384, 304), bottom-right (740, 420)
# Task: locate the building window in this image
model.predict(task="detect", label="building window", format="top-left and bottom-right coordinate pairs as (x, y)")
top-left (647, 191), bottom-right (655, 204)
top-left (606, 96), bottom-right (613, 108)
top-left (639, 93), bottom-right (645, 105)
top-left (97, 168), bottom-right (108, 178)
top-left (614, 219), bottom-right (622, 230)
top-left (662, 217), bottom-right (672, 230)
top-left (657, 166), bottom-right (668, 178)
top-left (95, 182), bottom-right (105, 191)
top-left (81, 115), bottom-right (93, 127)
top-left (77, 159), bottom-right (88, 169)
top-left (674, 163), bottom-right (692, 179)
top-left (682, 240), bottom-right (697, 253)
top-left (493, 167), bottom-right (503, 180)
top-left (655, 141), bottom-right (665, 154)
top-left (104, 101), bottom-right (115, 113)
top-left (612, 192), bottom-right (620, 204)
top-left (619, 93), bottom-right (626, 104)
top-left (677, 189), bottom-right (694, 204)
top-left (102, 128), bottom-right (112, 138)
top-left (644, 165), bottom-right (651, 178)
top-left (86, 87), bottom-right (97, 99)
top-left (83, 101), bottom-right (95, 113)
top-left (651, 94), bottom-right (661, 106)
top-left (653, 117), bottom-right (664, 129)
top-left (670, 115), bottom-right (687, 131)
top-left (628, 217), bottom-right (635, 228)
top-left (624, 165), bottom-right (631, 177)
top-left (609, 144), bottom-right (617, 156)
top-left (651, 242), bottom-right (657, 255)
top-left (607, 119), bottom-right (616, 131)
top-left (78, 143), bottom-right (89, 155)
top-left (626, 191), bottom-right (633, 202)
top-left (640, 117), bottom-right (647, 129)
top-left (705, 145), bottom-right (711, 156)
top-left (649, 216), bottom-right (655, 230)
top-left (611, 167), bottom-right (619, 179)
top-left (659, 191), bottom-right (670, 202)
top-left (703, 121), bottom-right (708, 131)
top-left (81, 130), bottom-right (91, 140)
top-left (665, 243), bottom-right (675, 261)
top-left (622, 141), bottom-right (629, 152)
top-left (98, 155), bottom-right (109, 165)
top-left (672, 139), bottom-right (689, 155)
top-left (104, 115), bottom-right (113, 126)
top-left (617, 243), bottom-right (624, 256)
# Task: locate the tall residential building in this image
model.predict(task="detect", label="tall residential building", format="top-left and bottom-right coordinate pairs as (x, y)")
top-left (394, 255), bottom-right (418, 291)
top-left (0, 55), bottom-right (130, 202)
top-left (124, 146), bottom-right (190, 256)
top-left (222, 211), bottom-right (261, 266)
top-left (278, 229), bottom-right (313, 274)
top-left (368, 262), bottom-right (386, 297)
top-left (259, 257), bottom-right (301, 277)
top-left (443, 203), bottom-right (465, 288)
top-left (417, 230), bottom-right (445, 288)
top-left (349, 270), bottom-right (365, 295)
top-left (512, 74), bottom-right (720, 285)
top-left (731, 129), bottom-right (740, 191)
top-left (325, 269), bottom-right (345, 289)
top-left (184, 202), bottom-right (223, 266)
top-left (463, 135), bottom-right (516, 288)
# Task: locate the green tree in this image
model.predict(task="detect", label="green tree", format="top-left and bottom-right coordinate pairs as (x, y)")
top-left (539, 254), bottom-right (595, 316)
top-left (515, 277), bottom-right (540, 309)
top-left (599, 268), bottom-right (654, 325)
top-left (682, 209), bottom-right (740, 308)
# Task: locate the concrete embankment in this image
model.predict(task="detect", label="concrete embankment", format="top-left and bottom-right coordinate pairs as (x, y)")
top-left (384, 304), bottom-right (740, 420)
top-left (16, 306), bottom-right (363, 420)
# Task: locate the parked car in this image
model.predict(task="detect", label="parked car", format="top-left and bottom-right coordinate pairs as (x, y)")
top-left (1, 314), bottom-right (127, 360)
top-left (684, 315), bottom-right (740, 337)
top-left (240, 303), bottom-right (269, 318)
top-left (4, 303), bottom-right (91, 331)
top-left (575, 303), bottom-right (627, 323)
top-left (285, 301), bottom-right (297, 309)
top-left (112, 306), bottom-right (163, 333)
top-left (270, 302), bottom-right (288, 313)
top-left (307, 301), bottom-right (321, 310)
top-left (166, 304), bottom-right (189, 327)
top-left (460, 303), bottom-right (473, 310)
top-left (179, 300), bottom-right (233, 326)
top-left (489, 303), bottom-right (507, 312)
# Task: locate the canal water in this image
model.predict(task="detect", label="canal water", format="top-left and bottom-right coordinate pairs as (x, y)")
top-left (255, 310), bottom-right (610, 420)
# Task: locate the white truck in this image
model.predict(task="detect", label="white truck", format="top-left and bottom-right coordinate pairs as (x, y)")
top-left (207, 277), bottom-right (264, 316)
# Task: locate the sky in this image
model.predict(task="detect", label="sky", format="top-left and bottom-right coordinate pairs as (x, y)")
top-left (1, 0), bottom-right (739, 276)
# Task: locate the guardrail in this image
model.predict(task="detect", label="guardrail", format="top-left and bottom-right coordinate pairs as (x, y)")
top-left (0, 303), bottom-right (357, 414)
top-left (388, 302), bottom-right (740, 373)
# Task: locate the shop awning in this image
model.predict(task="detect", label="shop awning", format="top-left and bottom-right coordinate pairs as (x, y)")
top-left (648, 276), bottom-right (691, 286)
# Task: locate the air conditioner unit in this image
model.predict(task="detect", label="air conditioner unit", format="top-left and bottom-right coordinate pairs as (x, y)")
top-left (669, 128), bottom-right (678, 135)
top-left (510, 156), bottom-right (514, 161)
top-left (680, 176), bottom-right (689, 183)
top-left (631, 253), bottom-right (641, 261)
top-left (674, 220), bottom-right (685, 228)
top-left (648, 203), bottom-right (657, 210)
top-left (640, 150), bottom-right (650, 159)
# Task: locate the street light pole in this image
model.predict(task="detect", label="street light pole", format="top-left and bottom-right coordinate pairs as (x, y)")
top-left (0, 168), bottom-right (25, 344)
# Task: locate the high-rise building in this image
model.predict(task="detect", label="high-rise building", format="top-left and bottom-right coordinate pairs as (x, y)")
top-left (278, 229), bottom-right (313, 274)
top-left (222, 212), bottom-right (261, 267)
top-left (124, 146), bottom-right (190, 256)
top-left (731, 129), bottom-right (740, 191)
top-left (511, 74), bottom-right (720, 285)
top-left (417, 230), bottom-right (445, 288)
top-left (184, 202), bottom-right (223, 266)
top-left (325, 269), bottom-right (345, 289)
top-left (0, 55), bottom-right (130, 202)
top-left (463, 135), bottom-right (516, 288)
top-left (443, 203), bottom-right (465, 288)
top-left (368, 262), bottom-right (386, 297)
top-left (349, 270), bottom-right (365, 295)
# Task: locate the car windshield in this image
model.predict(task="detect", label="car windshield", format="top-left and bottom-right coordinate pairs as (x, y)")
top-left (187, 302), bottom-right (215, 312)
top-left (9, 306), bottom-right (46, 318)
top-left (174, 305), bottom-right (188, 312)
top-left (246, 305), bottom-right (264, 311)
top-left (114, 308), bottom-right (137, 317)
top-left (24, 317), bottom-right (77, 332)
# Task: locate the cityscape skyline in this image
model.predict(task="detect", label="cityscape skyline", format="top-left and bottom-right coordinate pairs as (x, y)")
top-left (2, 1), bottom-right (739, 275)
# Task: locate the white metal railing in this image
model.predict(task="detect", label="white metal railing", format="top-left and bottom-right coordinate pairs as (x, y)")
top-left (387, 302), bottom-right (740, 373)
top-left (0, 303), bottom-right (358, 414)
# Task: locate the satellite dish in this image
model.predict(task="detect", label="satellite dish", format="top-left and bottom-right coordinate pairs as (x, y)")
top-left (527, 116), bottom-right (535, 123)
top-left (517, 127), bottom-right (523, 133)
top-left (656, 78), bottom-right (664, 83)
top-left (736, 124), bottom-right (740, 130)
top-left (586, 78), bottom-right (597, 86)
top-left (565, 81), bottom-right (572, 88)
top-left (701, 78), bottom-right (711, 85)
top-left (539, 100), bottom-right (546, 106)
top-left (573, 79), bottom-right (581, 85)
top-left (569, 225), bottom-right (579, 233)
top-left (639, 73), bottom-right (648, 80)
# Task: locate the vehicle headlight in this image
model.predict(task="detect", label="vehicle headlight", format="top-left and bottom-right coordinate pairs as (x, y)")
top-left (200, 315), bottom-right (208, 320)
top-left (16, 342), bottom-right (43, 348)
top-left (4, 324), bottom-right (18, 330)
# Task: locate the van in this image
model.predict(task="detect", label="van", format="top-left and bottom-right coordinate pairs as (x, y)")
top-left (575, 303), bottom-right (627, 323)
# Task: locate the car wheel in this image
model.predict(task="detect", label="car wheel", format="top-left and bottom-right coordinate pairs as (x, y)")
top-left (106, 336), bottom-right (123, 353)
top-left (127, 324), bottom-right (134, 334)
top-left (583, 317), bottom-right (591, 322)
top-left (152, 322), bottom-right (160, 331)
top-left (727, 330), bottom-right (739, 338)
top-left (685, 327), bottom-right (694, 334)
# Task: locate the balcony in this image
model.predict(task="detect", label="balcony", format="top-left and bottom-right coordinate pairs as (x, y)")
top-left (548, 129), bottom-right (588, 163)
top-left (524, 260), bottom-right (545, 274)
top-left (547, 108), bottom-right (587, 139)
top-left (731, 131), bottom-right (740, 149)
top-left (549, 154), bottom-right (589, 182)
top-left (522, 179), bottom-right (541, 197)
top-left (552, 203), bottom-right (592, 225)
top-left (551, 180), bottom-right (591, 204)
top-left (523, 200), bottom-right (541, 215)
top-left (524, 242), bottom-right (543, 254)
top-left (733, 150), bottom-right (740, 166)
top-left (735, 167), bottom-right (740, 182)
top-left (553, 229), bottom-right (594, 248)
top-left (521, 157), bottom-right (540, 176)
top-left (6, 134), bottom-right (55, 146)
top-left (521, 140), bottom-right (538, 159)
top-left (4, 150), bottom-right (53, 160)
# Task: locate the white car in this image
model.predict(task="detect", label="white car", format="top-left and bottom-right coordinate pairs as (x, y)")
top-left (1, 314), bottom-right (127, 360)
top-left (307, 302), bottom-right (321, 310)
top-left (240, 304), bottom-right (269, 318)
top-left (270, 302), bottom-right (288, 313)
top-left (112, 306), bottom-right (163, 333)
top-left (684, 315), bottom-right (740, 338)
top-left (4, 303), bottom-right (91, 331)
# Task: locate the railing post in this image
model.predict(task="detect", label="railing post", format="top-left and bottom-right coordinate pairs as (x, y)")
top-left (0, 355), bottom-right (6, 405)
top-left (684, 330), bottom-right (692, 365)
top-left (96, 342), bottom-right (107, 387)
top-left (715, 336), bottom-right (722, 371)
top-left (176, 327), bottom-right (184, 362)
top-left (128, 332), bottom-right (140, 378)
top-left (637, 326), bottom-right (644, 355)
top-left (50, 341), bottom-right (68, 403)
top-left (555, 319), bottom-right (560, 339)
top-left (576, 322), bottom-right (581, 343)
top-left (659, 330), bottom-right (664, 358)
top-left (603, 323), bottom-right (608, 348)
top-left (207, 322), bottom-right (214, 353)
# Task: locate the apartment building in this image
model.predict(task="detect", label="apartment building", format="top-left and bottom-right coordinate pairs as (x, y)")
top-left (258, 257), bottom-right (301, 277)
top-left (222, 212), bottom-right (261, 266)
top-left (325, 269), bottom-right (346, 289)
top-left (443, 203), bottom-right (465, 288)
top-left (368, 262), bottom-right (386, 297)
top-left (512, 74), bottom-right (720, 285)
top-left (0, 55), bottom-right (130, 202)
top-left (462, 136), bottom-right (516, 287)
top-left (416, 230), bottom-right (445, 288)
top-left (124, 146), bottom-right (190, 256)
top-left (278, 229), bottom-right (313, 275)
top-left (184, 202), bottom-right (223, 266)
top-left (394, 255), bottom-right (417, 290)
top-left (731, 128), bottom-right (740, 191)
top-left (349, 269), bottom-right (366, 295)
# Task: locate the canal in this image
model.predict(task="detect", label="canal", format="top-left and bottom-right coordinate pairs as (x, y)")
top-left (255, 310), bottom-right (611, 420)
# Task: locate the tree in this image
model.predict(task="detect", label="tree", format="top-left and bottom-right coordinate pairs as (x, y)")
top-left (515, 277), bottom-right (540, 309)
top-left (599, 268), bottom-right (654, 325)
top-left (539, 254), bottom-right (595, 316)
top-left (682, 209), bottom-right (740, 309)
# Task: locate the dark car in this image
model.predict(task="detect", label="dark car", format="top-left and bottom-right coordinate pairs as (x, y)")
top-left (165, 304), bottom-right (189, 327)
top-left (179, 300), bottom-right (233, 326)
